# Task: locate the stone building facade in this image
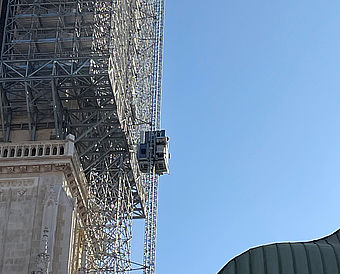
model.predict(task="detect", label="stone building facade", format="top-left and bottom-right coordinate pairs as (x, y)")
top-left (0, 136), bottom-right (87, 273)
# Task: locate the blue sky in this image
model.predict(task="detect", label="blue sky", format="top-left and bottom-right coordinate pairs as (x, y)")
top-left (147, 1), bottom-right (340, 273)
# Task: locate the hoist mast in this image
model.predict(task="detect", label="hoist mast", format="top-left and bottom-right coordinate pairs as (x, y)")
top-left (142, 0), bottom-right (167, 273)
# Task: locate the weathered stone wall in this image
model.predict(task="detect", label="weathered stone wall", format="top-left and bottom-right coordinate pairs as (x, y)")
top-left (0, 173), bottom-right (75, 273)
top-left (0, 178), bottom-right (38, 273)
top-left (0, 137), bottom-right (87, 273)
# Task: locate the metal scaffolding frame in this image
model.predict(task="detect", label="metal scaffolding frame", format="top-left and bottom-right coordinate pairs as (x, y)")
top-left (0, 0), bottom-right (165, 273)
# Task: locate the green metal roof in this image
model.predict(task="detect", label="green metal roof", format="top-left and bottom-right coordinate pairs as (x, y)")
top-left (218, 229), bottom-right (340, 274)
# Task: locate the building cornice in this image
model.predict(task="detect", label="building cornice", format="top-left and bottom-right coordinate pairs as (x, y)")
top-left (0, 135), bottom-right (88, 222)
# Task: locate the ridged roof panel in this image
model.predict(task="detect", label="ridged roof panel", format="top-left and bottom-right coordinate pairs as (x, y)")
top-left (218, 229), bottom-right (340, 274)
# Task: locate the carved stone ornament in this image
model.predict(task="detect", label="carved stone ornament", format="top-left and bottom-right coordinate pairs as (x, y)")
top-left (32, 165), bottom-right (40, 172)
top-left (35, 252), bottom-right (50, 274)
top-left (35, 226), bottom-right (50, 273)
top-left (0, 179), bottom-right (36, 188)
top-left (54, 163), bottom-right (68, 171)
top-left (17, 188), bottom-right (27, 197)
top-left (7, 166), bottom-right (15, 173)
top-left (19, 166), bottom-right (27, 172)
top-left (45, 184), bottom-right (59, 206)
top-left (43, 165), bottom-right (52, 172)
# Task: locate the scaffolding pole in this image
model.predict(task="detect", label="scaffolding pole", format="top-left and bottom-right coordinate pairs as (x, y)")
top-left (0, 0), bottom-right (166, 272)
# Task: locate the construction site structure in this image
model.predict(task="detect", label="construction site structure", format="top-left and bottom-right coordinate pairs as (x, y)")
top-left (138, 130), bottom-right (170, 175)
top-left (0, 0), bottom-right (168, 273)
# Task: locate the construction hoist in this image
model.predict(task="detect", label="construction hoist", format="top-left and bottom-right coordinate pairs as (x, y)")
top-left (136, 0), bottom-right (169, 273)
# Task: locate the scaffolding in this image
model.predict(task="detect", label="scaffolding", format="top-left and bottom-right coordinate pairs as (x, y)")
top-left (0, 0), bottom-right (166, 273)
